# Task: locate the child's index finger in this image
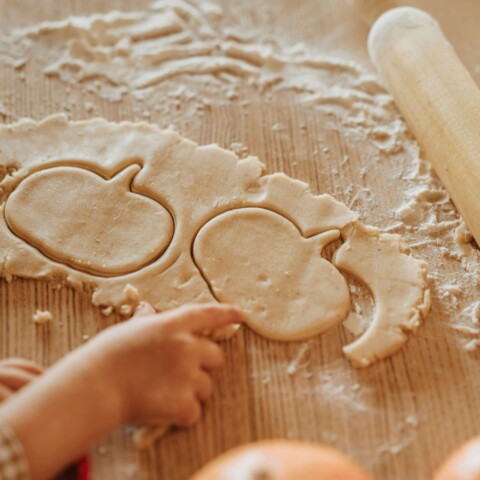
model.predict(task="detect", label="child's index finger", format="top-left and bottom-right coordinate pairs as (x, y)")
top-left (174, 303), bottom-right (244, 333)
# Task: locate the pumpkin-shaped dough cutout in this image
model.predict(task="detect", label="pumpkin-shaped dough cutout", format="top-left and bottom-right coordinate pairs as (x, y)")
top-left (5, 164), bottom-right (174, 276)
top-left (193, 208), bottom-right (350, 341)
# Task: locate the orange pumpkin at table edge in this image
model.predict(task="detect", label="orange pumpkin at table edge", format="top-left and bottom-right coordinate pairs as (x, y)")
top-left (189, 440), bottom-right (372, 480)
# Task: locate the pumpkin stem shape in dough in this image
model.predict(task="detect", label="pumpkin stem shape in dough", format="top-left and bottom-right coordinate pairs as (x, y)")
top-left (110, 163), bottom-right (142, 189)
top-left (333, 223), bottom-right (431, 367)
top-left (4, 164), bottom-right (174, 276)
top-left (193, 208), bottom-right (351, 341)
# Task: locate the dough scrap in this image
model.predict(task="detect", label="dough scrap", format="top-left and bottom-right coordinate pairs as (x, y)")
top-left (193, 208), bottom-right (350, 341)
top-left (134, 424), bottom-right (170, 450)
top-left (123, 284), bottom-right (140, 302)
top-left (333, 223), bottom-right (431, 367)
top-left (32, 310), bottom-right (53, 324)
top-left (0, 115), bottom-right (357, 340)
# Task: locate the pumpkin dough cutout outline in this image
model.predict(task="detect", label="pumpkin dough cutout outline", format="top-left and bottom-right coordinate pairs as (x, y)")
top-left (4, 163), bottom-right (175, 277)
top-left (192, 207), bottom-right (351, 341)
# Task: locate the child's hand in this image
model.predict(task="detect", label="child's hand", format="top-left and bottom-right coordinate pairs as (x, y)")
top-left (88, 303), bottom-right (244, 428)
top-left (0, 303), bottom-right (242, 480)
top-left (0, 358), bottom-right (43, 401)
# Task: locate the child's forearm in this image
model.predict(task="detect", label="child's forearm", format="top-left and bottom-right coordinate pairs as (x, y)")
top-left (0, 303), bottom-right (241, 479)
top-left (0, 343), bottom-right (124, 480)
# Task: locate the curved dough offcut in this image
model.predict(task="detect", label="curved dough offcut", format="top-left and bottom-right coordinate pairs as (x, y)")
top-left (194, 208), bottom-right (350, 341)
top-left (333, 222), bottom-right (431, 367)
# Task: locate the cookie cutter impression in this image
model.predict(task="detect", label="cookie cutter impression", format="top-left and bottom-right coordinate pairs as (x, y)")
top-left (4, 163), bottom-right (175, 277)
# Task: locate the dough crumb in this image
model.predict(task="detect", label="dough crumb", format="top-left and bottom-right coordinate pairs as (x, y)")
top-left (464, 339), bottom-right (480, 352)
top-left (229, 142), bottom-right (249, 158)
top-left (119, 304), bottom-right (133, 317)
top-left (134, 424), bottom-right (169, 449)
top-left (123, 283), bottom-right (140, 303)
top-left (454, 221), bottom-right (474, 246)
top-left (32, 310), bottom-right (53, 324)
top-left (101, 306), bottom-right (113, 317)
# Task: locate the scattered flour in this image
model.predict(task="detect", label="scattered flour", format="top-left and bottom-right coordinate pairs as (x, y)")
top-left (453, 300), bottom-right (480, 352)
top-left (343, 311), bottom-right (369, 337)
top-left (372, 414), bottom-right (421, 458)
top-left (0, 0), bottom-right (407, 151)
top-left (286, 343), bottom-right (311, 376)
top-left (317, 369), bottom-right (370, 413)
top-left (0, 36), bottom-right (29, 68)
top-left (0, 0), bottom-right (478, 470)
top-left (464, 339), bottom-right (480, 352)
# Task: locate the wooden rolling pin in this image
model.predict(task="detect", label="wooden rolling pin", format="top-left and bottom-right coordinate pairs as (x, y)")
top-left (353, 3), bottom-right (480, 246)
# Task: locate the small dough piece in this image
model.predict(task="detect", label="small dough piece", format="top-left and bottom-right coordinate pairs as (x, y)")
top-left (5, 164), bottom-right (174, 277)
top-left (119, 304), bottom-right (134, 317)
top-left (101, 306), bottom-right (113, 317)
top-left (134, 424), bottom-right (170, 449)
top-left (454, 221), bottom-right (473, 246)
top-left (123, 283), bottom-right (140, 303)
top-left (333, 223), bottom-right (431, 367)
top-left (204, 323), bottom-right (241, 341)
top-left (32, 310), bottom-right (53, 324)
top-left (194, 208), bottom-right (351, 341)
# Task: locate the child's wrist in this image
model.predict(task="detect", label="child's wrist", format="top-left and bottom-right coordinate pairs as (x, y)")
top-left (75, 340), bottom-right (129, 426)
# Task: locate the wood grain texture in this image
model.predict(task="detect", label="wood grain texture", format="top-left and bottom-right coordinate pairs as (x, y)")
top-left (0, 1), bottom-right (479, 479)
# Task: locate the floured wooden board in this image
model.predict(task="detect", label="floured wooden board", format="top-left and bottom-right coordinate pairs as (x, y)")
top-left (0, 1), bottom-right (479, 479)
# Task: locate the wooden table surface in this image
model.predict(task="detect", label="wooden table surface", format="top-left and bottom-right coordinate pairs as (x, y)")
top-left (1, 1), bottom-right (479, 479)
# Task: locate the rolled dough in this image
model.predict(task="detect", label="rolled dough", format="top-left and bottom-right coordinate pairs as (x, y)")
top-left (0, 115), bottom-right (430, 365)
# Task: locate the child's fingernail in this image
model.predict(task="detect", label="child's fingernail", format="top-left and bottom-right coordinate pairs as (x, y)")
top-left (135, 302), bottom-right (156, 316)
top-left (134, 302), bottom-right (148, 313)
